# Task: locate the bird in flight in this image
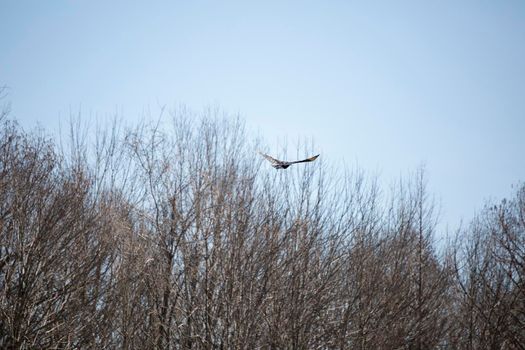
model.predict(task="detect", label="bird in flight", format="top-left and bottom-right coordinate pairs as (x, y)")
top-left (259, 152), bottom-right (320, 169)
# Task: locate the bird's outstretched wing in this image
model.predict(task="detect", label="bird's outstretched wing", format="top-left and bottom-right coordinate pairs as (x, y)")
top-left (291, 154), bottom-right (320, 164)
top-left (259, 152), bottom-right (286, 167)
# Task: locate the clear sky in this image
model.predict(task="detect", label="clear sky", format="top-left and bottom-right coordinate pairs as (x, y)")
top-left (2, 0), bottom-right (525, 234)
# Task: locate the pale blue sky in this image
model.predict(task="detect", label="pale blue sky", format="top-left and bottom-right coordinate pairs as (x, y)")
top-left (2, 1), bottom-right (524, 233)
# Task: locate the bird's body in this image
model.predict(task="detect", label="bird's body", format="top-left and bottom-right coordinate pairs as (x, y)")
top-left (259, 152), bottom-right (319, 169)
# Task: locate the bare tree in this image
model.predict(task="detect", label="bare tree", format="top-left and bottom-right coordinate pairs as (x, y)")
top-left (1, 105), bottom-right (523, 349)
top-left (451, 185), bottom-right (525, 349)
top-left (0, 119), bottom-right (117, 348)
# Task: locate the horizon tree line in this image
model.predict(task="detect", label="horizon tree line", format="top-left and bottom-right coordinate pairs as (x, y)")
top-left (0, 107), bottom-right (523, 349)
